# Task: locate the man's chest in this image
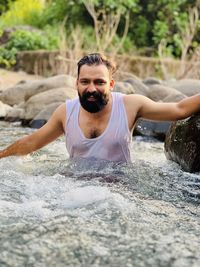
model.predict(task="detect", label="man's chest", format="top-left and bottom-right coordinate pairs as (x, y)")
top-left (79, 115), bottom-right (110, 139)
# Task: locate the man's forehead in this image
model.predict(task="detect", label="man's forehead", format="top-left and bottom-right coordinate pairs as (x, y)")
top-left (78, 64), bottom-right (110, 78)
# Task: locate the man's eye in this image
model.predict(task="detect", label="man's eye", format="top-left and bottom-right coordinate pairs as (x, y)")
top-left (95, 80), bottom-right (106, 85)
top-left (81, 80), bottom-right (89, 85)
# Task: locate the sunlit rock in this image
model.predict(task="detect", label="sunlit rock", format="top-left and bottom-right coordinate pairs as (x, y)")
top-left (0, 75), bottom-right (76, 106)
top-left (24, 87), bottom-right (77, 120)
top-left (0, 101), bottom-right (13, 118)
top-left (164, 114), bottom-right (200, 172)
top-left (30, 102), bottom-right (63, 128)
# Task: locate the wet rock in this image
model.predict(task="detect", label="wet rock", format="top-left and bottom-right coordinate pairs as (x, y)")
top-left (114, 82), bottom-right (135, 94)
top-left (0, 74), bottom-right (76, 106)
top-left (164, 79), bottom-right (200, 97)
top-left (29, 119), bottom-right (47, 129)
top-left (24, 87), bottom-right (76, 120)
top-left (123, 78), bottom-right (149, 96)
top-left (134, 119), bottom-right (172, 141)
top-left (164, 114), bottom-right (200, 172)
top-left (148, 84), bottom-right (185, 102)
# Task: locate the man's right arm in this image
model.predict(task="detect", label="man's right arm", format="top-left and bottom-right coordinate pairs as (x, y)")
top-left (0, 103), bottom-right (66, 159)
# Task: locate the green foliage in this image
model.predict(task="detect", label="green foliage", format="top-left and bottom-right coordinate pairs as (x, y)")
top-left (0, 0), bottom-right (199, 60)
top-left (0, 47), bottom-right (17, 68)
top-left (0, 0), bottom-right (44, 28)
top-left (5, 29), bottom-right (58, 51)
top-left (0, 28), bottom-right (59, 69)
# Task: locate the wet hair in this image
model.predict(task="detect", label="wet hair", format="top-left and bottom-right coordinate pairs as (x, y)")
top-left (77, 53), bottom-right (117, 77)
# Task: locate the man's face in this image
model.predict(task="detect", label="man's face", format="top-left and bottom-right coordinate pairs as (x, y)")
top-left (77, 64), bottom-right (114, 113)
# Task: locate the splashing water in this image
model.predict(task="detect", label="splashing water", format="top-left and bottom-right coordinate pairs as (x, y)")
top-left (0, 122), bottom-right (199, 267)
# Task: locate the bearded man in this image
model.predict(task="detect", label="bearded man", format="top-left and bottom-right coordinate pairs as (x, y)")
top-left (0, 53), bottom-right (200, 162)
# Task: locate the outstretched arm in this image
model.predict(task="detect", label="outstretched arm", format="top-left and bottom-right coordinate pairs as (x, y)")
top-left (126, 93), bottom-right (200, 122)
top-left (0, 104), bottom-right (66, 159)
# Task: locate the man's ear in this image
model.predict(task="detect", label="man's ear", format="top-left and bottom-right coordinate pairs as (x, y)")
top-left (110, 79), bottom-right (115, 91)
top-left (76, 79), bottom-right (78, 90)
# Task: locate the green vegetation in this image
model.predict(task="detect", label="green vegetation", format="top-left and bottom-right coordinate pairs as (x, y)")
top-left (0, 0), bottom-right (199, 69)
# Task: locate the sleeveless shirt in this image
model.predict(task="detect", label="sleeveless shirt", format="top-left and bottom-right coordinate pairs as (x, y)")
top-left (65, 92), bottom-right (132, 163)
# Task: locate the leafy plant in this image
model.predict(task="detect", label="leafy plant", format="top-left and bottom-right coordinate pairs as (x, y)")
top-left (0, 47), bottom-right (17, 68)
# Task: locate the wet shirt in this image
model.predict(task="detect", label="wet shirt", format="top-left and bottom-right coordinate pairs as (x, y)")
top-left (65, 92), bottom-right (132, 163)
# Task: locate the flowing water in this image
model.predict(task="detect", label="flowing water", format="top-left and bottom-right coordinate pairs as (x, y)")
top-left (0, 121), bottom-right (199, 267)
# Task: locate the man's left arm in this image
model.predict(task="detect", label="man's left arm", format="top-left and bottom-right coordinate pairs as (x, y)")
top-left (134, 93), bottom-right (200, 121)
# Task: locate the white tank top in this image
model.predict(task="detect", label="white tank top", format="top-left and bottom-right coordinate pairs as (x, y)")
top-left (65, 92), bottom-right (132, 163)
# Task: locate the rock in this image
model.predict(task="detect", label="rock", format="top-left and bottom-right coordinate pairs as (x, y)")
top-left (164, 114), bottom-right (200, 172)
top-left (143, 77), bottom-right (161, 86)
top-left (164, 79), bottom-right (200, 96)
top-left (29, 120), bottom-right (47, 129)
top-left (0, 101), bottom-right (13, 118)
top-left (24, 87), bottom-right (76, 120)
top-left (5, 107), bottom-right (25, 122)
top-left (123, 78), bottom-right (149, 96)
top-left (162, 92), bottom-right (186, 103)
top-left (148, 84), bottom-right (185, 102)
top-left (134, 118), bottom-right (172, 141)
top-left (0, 74), bottom-right (76, 106)
top-left (113, 82), bottom-right (135, 94)
top-left (29, 102), bottom-right (63, 128)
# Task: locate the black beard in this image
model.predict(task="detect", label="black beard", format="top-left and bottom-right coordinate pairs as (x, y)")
top-left (78, 91), bottom-right (109, 113)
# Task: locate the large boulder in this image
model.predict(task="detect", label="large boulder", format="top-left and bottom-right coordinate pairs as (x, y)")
top-left (123, 78), bottom-right (149, 96)
top-left (164, 114), bottom-right (200, 172)
top-left (164, 79), bottom-right (200, 97)
top-left (0, 74), bottom-right (76, 106)
top-left (29, 102), bottom-right (63, 128)
top-left (143, 77), bottom-right (161, 86)
top-left (134, 119), bottom-right (172, 141)
top-left (23, 87), bottom-right (77, 120)
top-left (148, 84), bottom-right (186, 102)
top-left (0, 101), bottom-right (13, 118)
top-left (113, 82), bottom-right (135, 94)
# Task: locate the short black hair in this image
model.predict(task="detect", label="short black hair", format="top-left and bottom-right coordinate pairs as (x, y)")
top-left (77, 53), bottom-right (117, 77)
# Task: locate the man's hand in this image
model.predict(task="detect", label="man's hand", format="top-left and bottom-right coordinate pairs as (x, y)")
top-left (0, 104), bottom-right (66, 159)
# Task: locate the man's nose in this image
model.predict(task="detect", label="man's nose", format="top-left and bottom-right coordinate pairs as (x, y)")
top-left (87, 82), bottom-right (96, 93)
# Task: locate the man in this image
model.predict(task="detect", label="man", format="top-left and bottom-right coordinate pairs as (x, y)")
top-left (0, 53), bottom-right (200, 162)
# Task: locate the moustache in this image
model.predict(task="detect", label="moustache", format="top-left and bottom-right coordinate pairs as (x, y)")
top-left (82, 91), bottom-right (102, 100)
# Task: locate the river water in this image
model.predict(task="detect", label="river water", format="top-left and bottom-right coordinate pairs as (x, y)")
top-left (0, 121), bottom-right (199, 267)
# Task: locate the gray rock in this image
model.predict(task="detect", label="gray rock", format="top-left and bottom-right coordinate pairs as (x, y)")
top-left (164, 79), bottom-right (200, 96)
top-left (148, 84), bottom-right (185, 102)
top-left (134, 119), bottom-right (172, 141)
top-left (143, 77), bottom-right (161, 86)
top-left (24, 87), bottom-right (77, 120)
top-left (114, 82), bottom-right (135, 94)
top-left (123, 78), bottom-right (149, 96)
top-left (0, 74), bottom-right (76, 106)
top-left (34, 102), bottom-right (63, 121)
top-left (164, 114), bottom-right (200, 172)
